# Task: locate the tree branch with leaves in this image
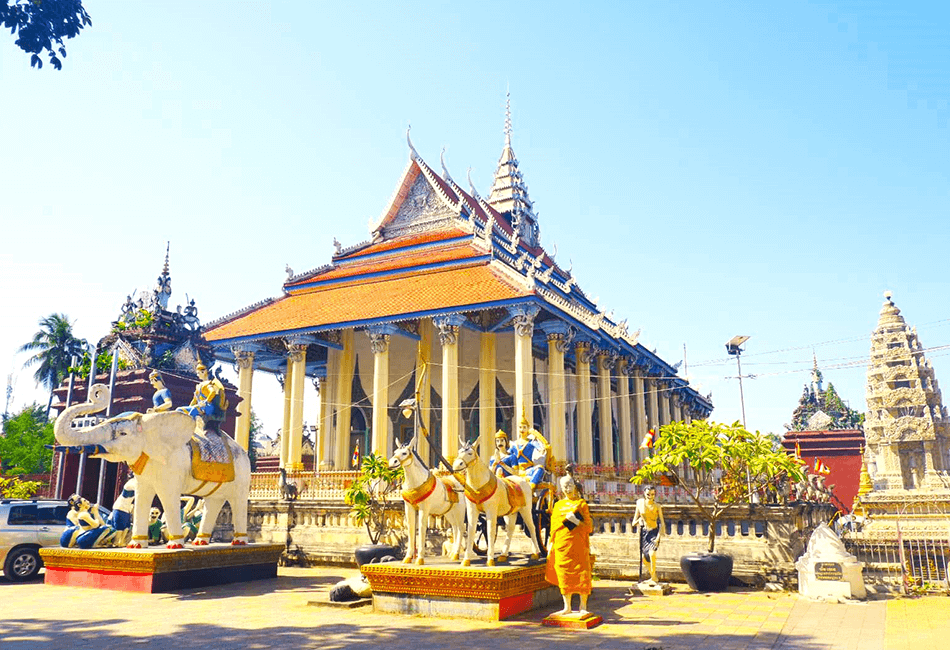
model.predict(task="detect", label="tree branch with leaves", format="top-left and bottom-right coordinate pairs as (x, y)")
top-left (344, 452), bottom-right (403, 545)
top-left (631, 420), bottom-right (806, 553)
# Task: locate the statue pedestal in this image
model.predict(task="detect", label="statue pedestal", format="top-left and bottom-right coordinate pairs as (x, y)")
top-left (361, 555), bottom-right (558, 621)
top-left (629, 580), bottom-right (672, 597)
top-left (795, 524), bottom-right (866, 601)
top-left (542, 612), bottom-right (603, 629)
top-left (39, 543), bottom-right (284, 593)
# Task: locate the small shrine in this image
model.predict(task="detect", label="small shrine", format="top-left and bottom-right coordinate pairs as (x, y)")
top-left (782, 356), bottom-right (864, 512)
top-left (51, 245), bottom-right (238, 503)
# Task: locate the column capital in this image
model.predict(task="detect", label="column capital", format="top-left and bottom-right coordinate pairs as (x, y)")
top-left (508, 303), bottom-right (541, 338)
top-left (232, 348), bottom-right (256, 371)
top-left (540, 320), bottom-right (574, 353)
top-left (284, 336), bottom-right (309, 363)
top-left (433, 313), bottom-right (466, 346)
top-left (597, 349), bottom-right (620, 369)
top-left (574, 340), bottom-right (594, 364)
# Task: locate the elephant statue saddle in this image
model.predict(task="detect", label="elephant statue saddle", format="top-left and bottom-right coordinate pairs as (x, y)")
top-left (190, 435), bottom-right (235, 483)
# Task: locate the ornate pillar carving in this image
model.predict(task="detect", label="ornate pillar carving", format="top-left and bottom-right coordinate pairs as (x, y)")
top-left (334, 329), bottom-right (356, 470)
top-left (596, 351), bottom-right (616, 469)
top-left (509, 304), bottom-right (540, 429)
top-left (540, 321), bottom-right (572, 464)
top-left (367, 326), bottom-right (392, 457)
top-left (575, 341), bottom-right (594, 465)
top-left (434, 314), bottom-right (466, 461)
top-left (285, 338), bottom-right (308, 471)
top-left (231, 347), bottom-right (255, 451)
top-left (479, 330), bottom-right (497, 463)
top-left (617, 358), bottom-right (632, 467)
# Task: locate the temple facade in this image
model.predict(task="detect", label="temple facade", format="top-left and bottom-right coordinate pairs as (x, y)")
top-left (865, 293), bottom-right (950, 491)
top-left (204, 118), bottom-right (713, 473)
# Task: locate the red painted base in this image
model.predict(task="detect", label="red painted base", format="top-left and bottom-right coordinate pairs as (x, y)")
top-left (542, 612), bottom-right (603, 629)
top-left (46, 567), bottom-right (153, 592)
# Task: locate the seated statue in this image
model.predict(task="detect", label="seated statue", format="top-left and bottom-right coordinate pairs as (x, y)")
top-left (60, 495), bottom-right (106, 548)
top-left (147, 371), bottom-right (173, 413)
top-left (177, 363), bottom-right (228, 433)
top-left (496, 412), bottom-right (549, 489)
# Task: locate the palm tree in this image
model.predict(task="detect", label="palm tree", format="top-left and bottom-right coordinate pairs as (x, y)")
top-left (18, 314), bottom-right (84, 415)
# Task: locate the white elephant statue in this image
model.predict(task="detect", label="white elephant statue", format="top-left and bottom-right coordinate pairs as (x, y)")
top-left (53, 384), bottom-right (251, 549)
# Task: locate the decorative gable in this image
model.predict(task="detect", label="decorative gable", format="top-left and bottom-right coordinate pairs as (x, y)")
top-left (382, 169), bottom-right (458, 238)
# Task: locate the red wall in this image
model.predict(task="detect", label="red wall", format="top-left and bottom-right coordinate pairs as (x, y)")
top-left (782, 429), bottom-right (865, 513)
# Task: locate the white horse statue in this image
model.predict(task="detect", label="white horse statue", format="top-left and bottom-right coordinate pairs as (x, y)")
top-left (389, 437), bottom-right (465, 565)
top-left (453, 438), bottom-right (541, 566)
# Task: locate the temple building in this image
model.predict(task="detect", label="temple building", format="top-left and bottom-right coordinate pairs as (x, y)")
top-left (781, 356), bottom-right (864, 512)
top-left (864, 293), bottom-right (950, 491)
top-left (204, 114), bottom-right (713, 472)
top-left (51, 247), bottom-right (238, 502)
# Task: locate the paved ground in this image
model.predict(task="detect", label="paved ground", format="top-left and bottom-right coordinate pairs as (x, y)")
top-left (0, 566), bottom-right (946, 649)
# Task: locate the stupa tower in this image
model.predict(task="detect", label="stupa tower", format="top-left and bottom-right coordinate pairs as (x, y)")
top-left (865, 292), bottom-right (950, 491)
top-left (487, 93), bottom-right (540, 248)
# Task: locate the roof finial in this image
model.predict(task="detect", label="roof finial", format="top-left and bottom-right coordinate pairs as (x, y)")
top-left (406, 123), bottom-right (418, 160)
top-left (162, 241), bottom-right (170, 276)
top-left (504, 88), bottom-right (512, 147)
top-left (467, 167), bottom-right (480, 199)
top-left (440, 146), bottom-right (453, 183)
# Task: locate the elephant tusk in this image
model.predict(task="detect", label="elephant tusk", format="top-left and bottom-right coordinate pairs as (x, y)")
top-left (44, 443), bottom-right (108, 456)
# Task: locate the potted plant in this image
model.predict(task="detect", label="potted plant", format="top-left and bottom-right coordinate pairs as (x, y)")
top-left (631, 420), bottom-right (805, 591)
top-left (344, 452), bottom-right (404, 566)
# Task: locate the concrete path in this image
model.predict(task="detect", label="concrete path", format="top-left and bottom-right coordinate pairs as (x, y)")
top-left (0, 566), bottom-right (944, 649)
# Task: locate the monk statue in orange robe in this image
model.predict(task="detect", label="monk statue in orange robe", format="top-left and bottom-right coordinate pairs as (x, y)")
top-left (545, 474), bottom-right (593, 616)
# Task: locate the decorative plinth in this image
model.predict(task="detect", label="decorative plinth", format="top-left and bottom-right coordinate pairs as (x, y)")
top-left (628, 581), bottom-right (672, 597)
top-left (542, 612), bottom-right (603, 629)
top-left (361, 556), bottom-right (559, 621)
top-left (39, 543), bottom-right (284, 593)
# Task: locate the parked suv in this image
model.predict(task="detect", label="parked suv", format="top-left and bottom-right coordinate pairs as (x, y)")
top-left (0, 499), bottom-right (111, 581)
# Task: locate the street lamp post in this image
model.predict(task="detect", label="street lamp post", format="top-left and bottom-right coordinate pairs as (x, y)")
top-left (725, 336), bottom-right (750, 427)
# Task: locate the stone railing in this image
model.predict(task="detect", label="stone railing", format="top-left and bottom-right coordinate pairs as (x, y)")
top-left (241, 489), bottom-right (835, 585)
top-left (249, 470), bottom-right (363, 501)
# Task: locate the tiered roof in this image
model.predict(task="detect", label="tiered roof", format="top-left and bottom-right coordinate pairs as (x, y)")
top-left (204, 118), bottom-right (712, 415)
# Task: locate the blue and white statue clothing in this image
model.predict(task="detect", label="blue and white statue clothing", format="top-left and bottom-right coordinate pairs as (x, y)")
top-left (152, 387), bottom-right (172, 411)
top-left (178, 378), bottom-right (226, 423)
top-left (503, 437), bottom-right (547, 487)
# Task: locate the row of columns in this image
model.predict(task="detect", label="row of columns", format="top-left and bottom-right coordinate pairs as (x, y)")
top-left (230, 315), bottom-right (700, 471)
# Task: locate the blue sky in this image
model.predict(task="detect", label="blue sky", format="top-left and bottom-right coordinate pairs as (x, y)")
top-left (1, 1), bottom-right (948, 437)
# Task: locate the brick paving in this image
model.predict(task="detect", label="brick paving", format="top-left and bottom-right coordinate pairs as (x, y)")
top-left (0, 566), bottom-right (945, 649)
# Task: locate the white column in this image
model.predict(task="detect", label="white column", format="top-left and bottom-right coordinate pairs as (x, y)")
top-left (280, 356), bottom-right (293, 470)
top-left (541, 322), bottom-right (571, 465)
top-left (510, 305), bottom-right (540, 428)
top-left (647, 376), bottom-right (660, 436)
top-left (617, 358), bottom-right (632, 468)
top-left (478, 331), bottom-right (496, 464)
top-left (575, 342), bottom-right (593, 465)
top-left (315, 373), bottom-right (333, 470)
top-left (435, 315), bottom-right (465, 461)
top-left (631, 367), bottom-right (647, 464)
top-left (232, 347), bottom-right (255, 451)
top-left (334, 329), bottom-right (355, 469)
top-left (367, 327), bottom-right (391, 457)
top-left (286, 340), bottom-right (308, 471)
top-left (596, 352), bottom-right (614, 469)
top-left (416, 319), bottom-right (433, 462)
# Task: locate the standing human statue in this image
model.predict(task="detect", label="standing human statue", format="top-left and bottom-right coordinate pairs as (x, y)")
top-left (633, 485), bottom-right (665, 585)
top-left (147, 371), bottom-right (173, 413)
top-left (545, 474), bottom-right (594, 617)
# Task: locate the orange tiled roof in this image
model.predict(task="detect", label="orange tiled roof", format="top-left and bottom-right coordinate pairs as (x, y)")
top-left (332, 227), bottom-right (471, 262)
top-left (205, 264), bottom-right (531, 342)
top-left (299, 241), bottom-right (483, 286)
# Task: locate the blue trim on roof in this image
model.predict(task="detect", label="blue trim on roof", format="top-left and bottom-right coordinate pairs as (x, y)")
top-left (332, 234), bottom-right (473, 265)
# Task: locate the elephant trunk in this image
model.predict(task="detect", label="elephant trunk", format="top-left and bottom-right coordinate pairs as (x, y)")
top-left (54, 383), bottom-right (112, 447)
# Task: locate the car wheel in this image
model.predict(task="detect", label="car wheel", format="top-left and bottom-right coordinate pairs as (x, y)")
top-left (4, 547), bottom-right (41, 582)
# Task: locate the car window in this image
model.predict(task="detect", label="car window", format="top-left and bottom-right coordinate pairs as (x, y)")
top-left (7, 504), bottom-right (38, 525)
top-left (37, 504), bottom-right (71, 525)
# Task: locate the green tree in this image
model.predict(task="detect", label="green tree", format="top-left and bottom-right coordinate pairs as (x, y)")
top-left (632, 420), bottom-right (806, 553)
top-left (0, 403), bottom-right (54, 475)
top-left (19, 313), bottom-right (84, 415)
top-left (0, 0), bottom-right (91, 69)
top-left (344, 452), bottom-right (403, 545)
top-left (248, 409), bottom-right (262, 471)
top-left (0, 476), bottom-right (41, 498)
